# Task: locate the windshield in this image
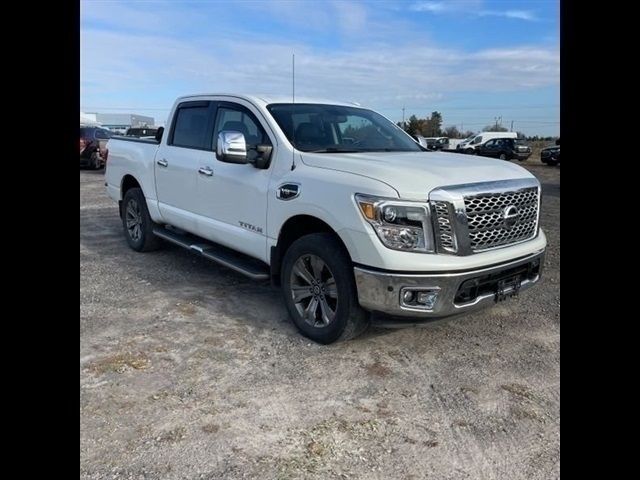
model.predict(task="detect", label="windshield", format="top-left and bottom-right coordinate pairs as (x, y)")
top-left (266, 103), bottom-right (422, 153)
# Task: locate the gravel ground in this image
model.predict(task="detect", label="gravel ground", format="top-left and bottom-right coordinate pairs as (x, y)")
top-left (80, 160), bottom-right (559, 480)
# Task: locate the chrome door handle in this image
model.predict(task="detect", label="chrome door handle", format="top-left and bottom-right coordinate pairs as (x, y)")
top-left (198, 166), bottom-right (214, 176)
top-left (157, 159), bottom-right (168, 167)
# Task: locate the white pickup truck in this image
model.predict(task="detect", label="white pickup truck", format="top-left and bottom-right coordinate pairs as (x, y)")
top-left (105, 94), bottom-right (546, 344)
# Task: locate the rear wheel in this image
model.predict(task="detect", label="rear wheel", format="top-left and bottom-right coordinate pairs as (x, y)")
top-left (465, 148), bottom-right (475, 155)
top-left (121, 188), bottom-right (162, 252)
top-left (499, 153), bottom-right (507, 160)
top-left (281, 233), bottom-right (369, 344)
top-left (90, 152), bottom-right (102, 170)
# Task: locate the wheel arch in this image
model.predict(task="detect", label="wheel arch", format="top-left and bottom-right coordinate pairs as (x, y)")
top-left (270, 215), bottom-right (351, 286)
top-left (118, 174), bottom-right (143, 218)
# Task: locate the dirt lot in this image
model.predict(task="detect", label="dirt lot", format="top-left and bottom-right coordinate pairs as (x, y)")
top-left (80, 159), bottom-right (559, 480)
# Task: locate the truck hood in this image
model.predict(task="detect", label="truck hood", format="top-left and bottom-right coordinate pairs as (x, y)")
top-left (300, 151), bottom-right (536, 200)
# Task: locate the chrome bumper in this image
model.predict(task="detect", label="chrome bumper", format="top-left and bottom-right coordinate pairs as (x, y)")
top-left (354, 249), bottom-right (544, 318)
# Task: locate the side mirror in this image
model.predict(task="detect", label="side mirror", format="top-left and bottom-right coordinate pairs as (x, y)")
top-left (155, 126), bottom-right (164, 143)
top-left (216, 131), bottom-right (248, 164)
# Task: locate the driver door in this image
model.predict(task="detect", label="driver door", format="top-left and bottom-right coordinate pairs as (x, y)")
top-left (195, 101), bottom-right (274, 262)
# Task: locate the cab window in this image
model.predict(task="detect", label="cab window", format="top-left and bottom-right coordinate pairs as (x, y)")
top-left (169, 101), bottom-right (215, 150)
top-left (213, 104), bottom-right (270, 150)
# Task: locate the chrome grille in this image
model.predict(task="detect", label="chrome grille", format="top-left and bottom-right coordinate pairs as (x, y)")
top-left (429, 179), bottom-right (541, 256)
top-left (465, 187), bottom-right (539, 251)
top-left (432, 201), bottom-right (455, 251)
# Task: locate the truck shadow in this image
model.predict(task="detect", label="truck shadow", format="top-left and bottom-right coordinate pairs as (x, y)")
top-left (81, 207), bottom-right (428, 344)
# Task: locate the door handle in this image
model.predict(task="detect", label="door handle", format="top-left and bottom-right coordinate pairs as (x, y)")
top-left (198, 166), bottom-right (214, 176)
top-left (157, 159), bottom-right (168, 167)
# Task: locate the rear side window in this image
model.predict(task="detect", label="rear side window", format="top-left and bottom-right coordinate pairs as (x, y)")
top-left (170, 103), bottom-right (214, 150)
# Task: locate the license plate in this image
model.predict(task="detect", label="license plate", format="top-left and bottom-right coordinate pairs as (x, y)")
top-left (494, 275), bottom-right (522, 302)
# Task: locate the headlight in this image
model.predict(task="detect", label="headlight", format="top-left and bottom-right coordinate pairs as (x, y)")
top-left (355, 194), bottom-right (435, 252)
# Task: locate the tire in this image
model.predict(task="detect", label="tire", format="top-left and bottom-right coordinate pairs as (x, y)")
top-left (546, 159), bottom-right (558, 166)
top-left (281, 232), bottom-right (369, 344)
top-left (90, 152), bottom-right (102, 170)
top-left (465, 148), bottom-right (475, 155)
top-left (499, 153), bottom-right (507, 160)
top-left (121, 188), bottom-right (162, 252)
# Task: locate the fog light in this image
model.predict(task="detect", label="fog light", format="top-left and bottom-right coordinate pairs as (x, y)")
top-left (400, 288), bottom-right (439, 310)
top-left (416, 291), bottom-right (438, 309)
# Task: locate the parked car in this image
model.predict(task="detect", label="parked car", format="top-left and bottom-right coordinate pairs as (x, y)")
top-left (457, 131), bottom-right (518, 154)
top-left (424, 137), bottom-right (450, 151)
top-left (475, 137), bottom-right (532, 161)
top-left (447, 138), bottom-right (465, 151)
top-left (540, 140), bottom-right (560, 165)
top-left (105, 94), bottom-right (546, 344)
top-left (126, 127), bottom-right (159, 139)
top-left (80, 126), bottom-right (112, 169)
top-left (410, 134), bottom-right (429, 149)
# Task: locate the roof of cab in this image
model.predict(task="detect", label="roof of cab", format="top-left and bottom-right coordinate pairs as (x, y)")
top-left (175, 93), bottom-right (360, 108)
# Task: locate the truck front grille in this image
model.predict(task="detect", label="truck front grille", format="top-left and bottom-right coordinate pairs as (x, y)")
top-left (465, 188), bottom-right (538, 251)
top-left (429, 179), bottom-right (540, 255)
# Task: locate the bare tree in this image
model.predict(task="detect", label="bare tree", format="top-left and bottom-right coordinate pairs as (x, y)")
top-left (482, 124), bottom-right (509, 132)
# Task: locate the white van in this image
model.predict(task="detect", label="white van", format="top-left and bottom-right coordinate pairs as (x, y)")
top-left (457, 131), bottom-right (518, 153)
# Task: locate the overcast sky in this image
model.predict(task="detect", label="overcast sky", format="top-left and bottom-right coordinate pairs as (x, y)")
top-left (81, 0), bottom-right (559, 136)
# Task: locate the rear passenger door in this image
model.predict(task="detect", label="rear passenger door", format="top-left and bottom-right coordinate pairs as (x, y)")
top-left (155, 101), bottom-right (216, 232)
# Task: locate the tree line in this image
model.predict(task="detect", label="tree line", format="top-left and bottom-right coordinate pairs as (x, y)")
top-left (396, 112), bottom-right (558, 141)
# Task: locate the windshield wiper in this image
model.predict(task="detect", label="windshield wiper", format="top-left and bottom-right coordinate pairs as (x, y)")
top-left (305, 147), bottom-right (363, 153)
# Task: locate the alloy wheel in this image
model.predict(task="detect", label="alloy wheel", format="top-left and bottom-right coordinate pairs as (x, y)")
top-left (125, 199), bottom-right (143, 242)
top-left (289, 254), bottom-right (338, 327)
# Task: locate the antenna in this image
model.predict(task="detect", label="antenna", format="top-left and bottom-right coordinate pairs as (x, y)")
top-left (291, 53), bottom-right (296, 171)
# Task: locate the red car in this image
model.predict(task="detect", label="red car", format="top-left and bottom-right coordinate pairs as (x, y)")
top-left (80, 127), bottom-right (112, 169)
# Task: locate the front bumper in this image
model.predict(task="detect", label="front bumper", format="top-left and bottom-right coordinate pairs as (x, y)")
top-left (354, 249), bottom-right (544, 318)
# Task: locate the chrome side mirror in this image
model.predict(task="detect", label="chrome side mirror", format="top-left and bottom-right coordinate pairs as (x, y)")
top-left (216, 131), bottom-right (248, 164)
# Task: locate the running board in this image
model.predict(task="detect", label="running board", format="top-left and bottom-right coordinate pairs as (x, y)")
top-left (152, 227), bottom-right (270, 281)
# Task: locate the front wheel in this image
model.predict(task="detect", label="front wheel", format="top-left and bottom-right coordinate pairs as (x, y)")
top-left (499, 153), bottom-right (507, 160)
top-left (465, 148), bottom-right (475, 155)
top-left (281, 233), bottom-right (369, 344)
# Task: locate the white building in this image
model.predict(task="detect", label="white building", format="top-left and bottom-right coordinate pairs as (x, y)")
top-left (80, 112), bottom-right (101, 126)
top-left (86, 113), bottom-right (155, 132)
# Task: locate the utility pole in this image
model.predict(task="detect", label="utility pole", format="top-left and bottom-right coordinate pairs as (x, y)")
top-left (510, 120), bottom-right (514, 132)
top-left (402, 106), bottom-right (406, 130)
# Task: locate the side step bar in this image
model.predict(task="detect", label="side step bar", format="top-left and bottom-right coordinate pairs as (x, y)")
top-left (152, 227), bottom-right (270, 281)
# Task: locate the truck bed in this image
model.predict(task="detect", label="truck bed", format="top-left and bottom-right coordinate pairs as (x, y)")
top-left (110, 135), bottom-right (159, 145)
